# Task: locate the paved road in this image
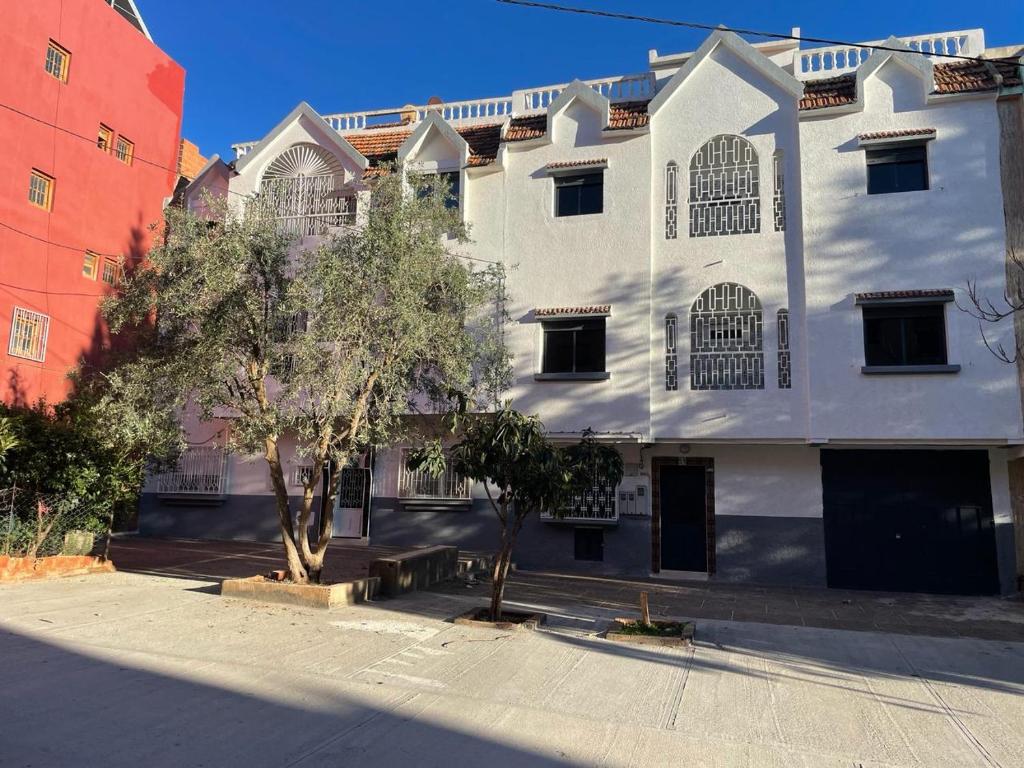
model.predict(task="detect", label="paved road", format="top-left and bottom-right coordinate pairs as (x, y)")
top-left (1, 569), bottom-right (1023, 767)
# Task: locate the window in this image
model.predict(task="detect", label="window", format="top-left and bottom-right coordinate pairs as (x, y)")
top-left (689, 135), bottom-right (760, 237)
top-left (436, 171), bottom-right (460, 209)
top-left (28, 170), bottom-right (54, 211)
top-left (665, 313), bottom-right (678, 391)
top-left (866, 144), bottom-right (928, 195)
top-left (83, 251), bottom-right (99, 280)
top-left (541, 318), bottom-right (606, 376)
top-left (97, 125), bottom-right (113, 152)
top-left (397, 447), bottom-right (471, 500)
top-left (261, 143), bottom-right (349, 237)
top-left (690, 283), bottom-right (764, 390)
top-left (101, 258), bottom-right (120, 285)
top-left (574, 527), bottom-right (604, 561)
top-left (114, 136), bottom-right (134, 165)
top-left (773, 151), bottom-right (786, 232)
top-left (554, 172), bottom-right (603, 217)
top-left (862, 304), bottom-right (948, 367)
top-left (8, 307), bottom-right (49, 362)
top-left (665, 161), bottom-right (678, 239)
top-left (777, 308), bottom-right (791, 389)
top-left (44, 41), bottom-right (70, 82)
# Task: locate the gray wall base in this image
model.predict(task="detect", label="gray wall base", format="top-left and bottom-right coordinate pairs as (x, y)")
top-left (715, 515), bottom-right (827, 587)
top-left (139, 493), bottom-right (321, 543)
top-left (995, 519), bottom-right (1018, 595)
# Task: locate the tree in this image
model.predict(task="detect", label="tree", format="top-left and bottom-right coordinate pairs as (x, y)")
top-left (963, 246), bottom-right (1024, 363)
top-left (412, 406), bottom-right (623, 621)
top-left (104, 168), bottom-right (506, 583)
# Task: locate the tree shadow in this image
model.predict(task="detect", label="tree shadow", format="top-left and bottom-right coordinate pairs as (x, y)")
top-left (0, 624), bottom-right (582, 767)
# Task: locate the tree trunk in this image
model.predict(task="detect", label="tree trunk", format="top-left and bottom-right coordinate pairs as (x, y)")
top-left (489, 517), bottom-right (516, 622)
top-left (264, 437), bottom-right (306, 583)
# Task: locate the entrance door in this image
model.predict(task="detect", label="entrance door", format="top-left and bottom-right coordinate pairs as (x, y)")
top-left (332, 467), bottom-right (368, 539)
top-left (660, 465), bottom-right (708, 572)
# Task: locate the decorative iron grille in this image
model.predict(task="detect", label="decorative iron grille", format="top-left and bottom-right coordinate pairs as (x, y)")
top-left (773, 151), bottom-right (786, 232)
top-left (397, 449), bottom-right (472, 500)
top-left (157, 447), bottom-right (229, 496)
top-left (8, 307), bottom-right (49, 362)
top-left (665, 160), bottom-right (678, 239)
top-left (777, 308), bottom-right (792, 389)
top-left (689, 135), bottom-right (760, 237)
top-left (542, 475), bottom-right (618, 522)
top-left (690, 283), bottom-right (764, 390)
top-left (260, 143), bottom-right (355, 237)
top-left (665, 313), bottom-right (678, 391)
top-left (337, 467), bottom-right (369, 508)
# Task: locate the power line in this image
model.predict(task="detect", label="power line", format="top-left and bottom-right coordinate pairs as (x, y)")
top-left (495, 0), bottom-right (1022, 65)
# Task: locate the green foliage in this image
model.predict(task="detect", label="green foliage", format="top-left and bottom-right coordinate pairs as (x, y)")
top-left (103, 166), bottom-right (509, 581)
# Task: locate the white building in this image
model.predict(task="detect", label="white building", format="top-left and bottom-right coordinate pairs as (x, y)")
top-left (155, 27), bottom-right (1024, 595)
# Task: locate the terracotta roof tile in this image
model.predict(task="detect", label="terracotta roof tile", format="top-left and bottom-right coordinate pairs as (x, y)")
top-left (858, 128), bottom-right (936, 141)
top-left (799, 60), bottom-right (1020, 111)
top-left (546, 158), bottom-right (607, 170)
top-left (345, 123), bottom-right (503, 170)
top-left (457, 123), bottom-right (502, 167)
top-left (536, 305), bottom-right (611, 317)
top-left (506, 101), bottom-right (652, 142)
top-left (855, 289), bottom-right (954, 302)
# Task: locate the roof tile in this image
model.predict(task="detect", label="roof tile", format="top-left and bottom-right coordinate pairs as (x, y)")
top-left (535, 305), bottom-right (611, 317)
top-left (858, 128), bottom-right (936, 141)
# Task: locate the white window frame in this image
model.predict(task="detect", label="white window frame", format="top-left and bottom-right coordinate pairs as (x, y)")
top-left (8, 307), bottom-right (50, 362)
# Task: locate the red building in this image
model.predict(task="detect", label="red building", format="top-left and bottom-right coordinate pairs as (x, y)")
top-left (0, 0), bottom-right (185, 404)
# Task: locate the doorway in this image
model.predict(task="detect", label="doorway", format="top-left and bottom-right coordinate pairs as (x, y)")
top-left (331, 466), bottom-right (369, 539)
top-left (652, 457), bottom-right (714, 575)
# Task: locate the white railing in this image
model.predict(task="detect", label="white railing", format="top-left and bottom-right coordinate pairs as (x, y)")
top-left (540, 480), bottom-right (619, 523)
top-left (514, 72), bottom-right (656, 113)
top-left (397, 449), bottom-right (472, 500)
top-left (796, 29), bottom-right (984, 80)
top-left (157, 447), bottom-right (229, 497)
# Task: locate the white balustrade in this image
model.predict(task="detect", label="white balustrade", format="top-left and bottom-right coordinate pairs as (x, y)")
top-left (157, 447), bottom-right (229, 497)
top-left (796, 29), bottom-right (984, 80)
top-left (514, 72), bottom-right (655, 113)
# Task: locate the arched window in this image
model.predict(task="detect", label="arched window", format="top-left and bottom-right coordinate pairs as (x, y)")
top-left (690, 283), bottom-right (764, 390)
top-left (665, 161), bottom-right (678, 239)
top-left (689, 135), bottom-right (760, 237)
top-left (665, 313), bottom-right (678, 390)
top-left (260, 143), bottom-right (354, 236)
top-left (777, 308), bottom-right (791, 389)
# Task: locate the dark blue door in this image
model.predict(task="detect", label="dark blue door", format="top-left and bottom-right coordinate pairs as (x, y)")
top-left (660, 465), bottom-right (708, 572)
top-left (822, 450), bottom-right (998, 595)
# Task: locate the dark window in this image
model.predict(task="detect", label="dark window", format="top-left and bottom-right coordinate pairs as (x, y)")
top-left (542, 318), bottom-right (605, 374)
top-left (863, 304), bottom-right (947, 366)
top-left (554, 172), bottom-right (603, 217)
top-left (866, 145), bottom-right (928, 195)
top-left (574, 527), bottom-right (604, 561)
top-left (417, 171), bottom-right (460, 209)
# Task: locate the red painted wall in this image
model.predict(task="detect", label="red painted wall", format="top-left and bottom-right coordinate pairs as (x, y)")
top-left (0, 1), bottom-right (184, 404)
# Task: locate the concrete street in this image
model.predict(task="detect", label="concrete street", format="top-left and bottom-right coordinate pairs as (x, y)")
top-left (1, 553), bottom-right (1023, 766)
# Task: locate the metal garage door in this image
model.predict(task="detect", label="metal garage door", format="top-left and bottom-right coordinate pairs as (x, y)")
top-left (821, 449), bottom-right (999, 595)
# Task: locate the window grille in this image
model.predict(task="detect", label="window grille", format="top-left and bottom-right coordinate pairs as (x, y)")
top-left (157, 446), bottom-right (229, 497)
top-left (665, 313), bottom-right (678, 391)
top-left (398, 448), bottom-right (471, 500)
top-left (101, 258), bottom-right (120, 285)
top-left (542, 474), bottom-right (618, 522)
top-left (8, 307), bottom-right (50, 362)
top-left (777, 308), bottom-right (791, 389)
top-left (773, 151), bottom-right (786, 232)
top-left (689, 135), bottom-right (760, 237)
top-left (290, 465), bottom-right (315, 487)
top-left (260, 143), bottom-right (354, 237)
top-left (690, 283), bottom-right (764, 390)
top-left (665, 161), bottom-right (678, 239)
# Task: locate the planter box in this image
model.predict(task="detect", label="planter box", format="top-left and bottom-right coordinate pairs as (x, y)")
top-left (369, 545), bottom-right (459, 597)
top-left (0, 555), bottom-right (115, 582)
top-left (604, 618), bottom-right (695, 647)
top-left (220, 575), bottom-right (380, 609)
top-left (452, 607), bottom-right (546, 631)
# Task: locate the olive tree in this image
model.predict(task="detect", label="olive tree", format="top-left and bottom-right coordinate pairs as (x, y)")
top-left (412, 406), bottom-right (623, 621)
top-left (105, 169), bottom-right (506, 583)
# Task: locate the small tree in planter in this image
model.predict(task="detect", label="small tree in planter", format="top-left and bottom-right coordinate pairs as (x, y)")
top-left (412, 406), bottom-right (623, 621)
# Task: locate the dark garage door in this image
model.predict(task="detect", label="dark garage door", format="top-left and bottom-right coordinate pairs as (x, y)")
top-left (821, 450), bottom-right (998, 595)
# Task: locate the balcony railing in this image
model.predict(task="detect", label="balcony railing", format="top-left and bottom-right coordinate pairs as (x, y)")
top-left (257, 176), bottom-right (357, 237)
top-left (232, 72), bottom-right (658, 159)
top-left (157, 447), bottom-right (229, 497)
top-left (796, 29), bottom-right (984, 80)
top-left (398, 449), bottom-right (472, 501)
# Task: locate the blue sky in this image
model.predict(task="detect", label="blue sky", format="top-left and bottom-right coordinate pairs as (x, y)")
top-left (140, 0), bottom-right (1024, 160)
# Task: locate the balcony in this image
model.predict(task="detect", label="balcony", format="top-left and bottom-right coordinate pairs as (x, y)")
top-left (157, 447), bottom-right (229, 500)
top-left (397, 449), bottom-right (472, 509)
top-left (258, 176), bottom-right (357, 237)
top-left (796, 29), bottom-right (984, 80)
